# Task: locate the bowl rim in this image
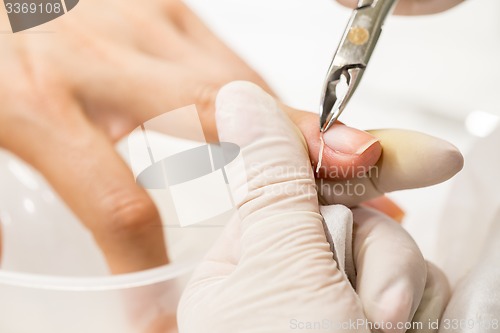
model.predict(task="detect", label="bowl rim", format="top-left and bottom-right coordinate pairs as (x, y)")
top-left (0, 260), bottom-right (198, 291)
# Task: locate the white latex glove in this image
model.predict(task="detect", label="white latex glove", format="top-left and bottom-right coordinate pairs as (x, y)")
top-left (177, 81), bottom-right (454, 333)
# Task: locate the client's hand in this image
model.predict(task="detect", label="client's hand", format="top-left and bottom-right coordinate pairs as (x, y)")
top-left (177, 82), bottom-right (452, 333)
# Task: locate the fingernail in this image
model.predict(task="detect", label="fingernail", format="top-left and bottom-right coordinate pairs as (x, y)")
top-left (323, 124), bottom-right (379, 155)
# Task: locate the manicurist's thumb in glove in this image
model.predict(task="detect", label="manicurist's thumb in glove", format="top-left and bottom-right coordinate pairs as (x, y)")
top-left (177, 82), bottom-right (456, 333)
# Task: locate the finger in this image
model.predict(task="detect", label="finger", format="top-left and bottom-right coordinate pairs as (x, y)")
top-left (318, 129), bottom-right (464, 207)
top-left (71, 45), bottom-right (256, 143)
top-left (52, 4), bottom-right (223, 141)
top-left (71, 50), bottom-right (211, 133)
top-left (161, 0), bottom-right (230, 52)
top-left (214, 81), bottom-right (350, 276)
top-left (407, 262), bottom-right (450, 333)
top-left (159, 0), bottom-right (267, 78)
top-left (284, 105), bottom-right (382, 180)
top-left (0, 98), bottom-right (168, 274)
top-left (133, 8), bottom-right (198, 62)
top-left (63, 2), bottom-right (261, 144)
top-left (183, 81), bottom-right (367, 331)
top-left (215, 80), bottom-right (321, 238)
top-left (352, 207), bottom-right (427, 333)
top-left (123, 1), bottom-right (231, 66)
top-left (335, 0), bottom-right (465, 15)
top-left (361, 195), bottom-right (405, 223)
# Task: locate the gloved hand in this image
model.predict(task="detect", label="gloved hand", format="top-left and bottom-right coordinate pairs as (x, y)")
top-left (177, 81), bottom-right (458, 333)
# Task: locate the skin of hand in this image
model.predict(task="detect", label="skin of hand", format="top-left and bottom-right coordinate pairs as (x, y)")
top-left (177, 81), bottom-right (450, 333)
top-left (335, 0), bottom-right (465, 15)
top-left (0, 0), bottom-right (382, 273)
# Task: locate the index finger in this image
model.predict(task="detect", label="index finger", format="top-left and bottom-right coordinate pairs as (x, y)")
top-left (0, 98), bottom-right (168, 274)
top-left (352, 207), bottom-right (427, 333)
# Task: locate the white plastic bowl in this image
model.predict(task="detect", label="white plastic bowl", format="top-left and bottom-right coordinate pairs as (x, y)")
top-left (0, 146), bottom-right (225, 332)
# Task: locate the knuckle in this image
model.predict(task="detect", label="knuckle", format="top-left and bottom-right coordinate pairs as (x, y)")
top-left (159, 0), bottom-right (185, 21)
top-left (194, 82), bottom-right (220, 115)
top-left (98, 188), bottom-right (161, 235)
